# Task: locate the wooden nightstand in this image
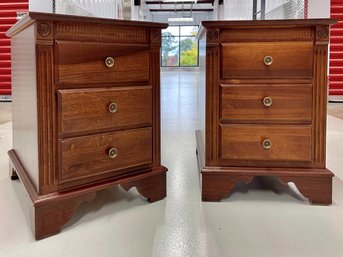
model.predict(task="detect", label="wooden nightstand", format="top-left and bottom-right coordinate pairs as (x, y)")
top-left (196, 19), bottom-right (336, 204)
top-left (7, 12), bottom-right (168, 239)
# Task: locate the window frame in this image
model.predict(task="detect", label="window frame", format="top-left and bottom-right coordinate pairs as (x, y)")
top-left (161, 25), bottom-right (199, 67)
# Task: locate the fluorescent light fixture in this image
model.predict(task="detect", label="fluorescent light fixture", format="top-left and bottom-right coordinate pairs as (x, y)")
top-left (168, 17), bottom-right (194, 22)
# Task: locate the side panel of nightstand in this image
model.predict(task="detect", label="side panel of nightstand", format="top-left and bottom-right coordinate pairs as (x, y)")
top-left (10, 24), bottom-right (39, 191)
top-left (197, 32), bottom-right (206, 169)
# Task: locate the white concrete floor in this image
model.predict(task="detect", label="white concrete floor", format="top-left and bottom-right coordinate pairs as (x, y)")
top-left (0, 71), bottom-right (343, 257)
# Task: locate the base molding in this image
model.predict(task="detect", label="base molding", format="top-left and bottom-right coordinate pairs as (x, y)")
top-left (196, 130), bottom-right (333, 205)
top-left (8, 149), bottom-right (167, 239)
top-left (201, 169), bottom-right (333, 204)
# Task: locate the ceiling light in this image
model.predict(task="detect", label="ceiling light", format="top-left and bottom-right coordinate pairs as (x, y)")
top-left (168, 17), bottom-right (194, 22)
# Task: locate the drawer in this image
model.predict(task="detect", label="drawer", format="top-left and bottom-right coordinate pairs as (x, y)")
top-left (58, 86), bottom-right (152, 135)
top-left (60, 127), bottom-right (152, 184)
top-left (221, 41), bottom-right (313, 79)
top-left (56, 41), bottom-right (150, 84)
top-left (220, 125), bottom-right (312, 162)
top-left (220, 84), bottom-right (312, 123)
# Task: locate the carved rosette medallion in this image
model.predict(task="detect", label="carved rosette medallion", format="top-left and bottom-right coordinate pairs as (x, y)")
top-left (150, 29), bottom-right (162, 46)
top-left (152, 31), bottom-right (161, 42)
top-left (317, 26), bottom-right (329, 39)
top-left (38, 23), bottom-right (52, 37)
top-left (317, 27), bottom-right (329, 39)
top-left (207, 28), bottom-right (219, 45)
top-left (315, 25), bottom-right (330, 45)
top-left (207, 29), bottom-right (219, 40)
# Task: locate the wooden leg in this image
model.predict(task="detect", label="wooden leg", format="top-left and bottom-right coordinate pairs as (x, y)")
top-left (121, 172), bottom-right (166, 203)
top-left (202, 173), bottom-right (254, 201)
top-left (34, 192), bottom-right (96, 240)
top-left (280, 176), bottom-right (332, 205)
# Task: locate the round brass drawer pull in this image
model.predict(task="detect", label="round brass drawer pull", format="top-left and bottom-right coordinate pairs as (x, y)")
top-left (263, 96), bottom-right (273, 107)
top-left (262, 139), bottom-right (272, 149)
top-left (264, 55), bottom-right (273, 66)
top-left (108, 147), bottom-right (118, 159)
top-left (108, 102), bottom-right (117, 113)
top-left (105, 57), bottom-right (114, 68)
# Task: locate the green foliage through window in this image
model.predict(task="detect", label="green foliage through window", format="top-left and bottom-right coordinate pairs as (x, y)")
top-left (161, 26), bottom-right (199, 67)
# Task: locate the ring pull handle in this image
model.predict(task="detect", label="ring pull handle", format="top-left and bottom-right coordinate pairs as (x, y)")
top-left (108, 147), bottom-right (118, 159)
top-left (108, 102), bottom-right (117, 113)
top-left (262, 139), bottom-right (272, 150)
top-left (105, 57), bottom-right (114, 68)
top-left (263, 97), bottom-right (273, 107)
top-left (264, 56), bottom-right (273, 66)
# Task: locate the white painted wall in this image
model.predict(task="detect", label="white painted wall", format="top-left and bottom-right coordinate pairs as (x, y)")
top-left (29, 0), bottom-right (53, 12)
top-left (53, 0), bottom-right (123, 19)
top-left (30, 0), bottom-right (124, 19)
top-left (131, 0), bottom-right (152, 21)
top-left (266, 0), bottom-right (288, 12)
top-left (222, 0), bottom-right (253, 20)
top-left (220, 0), bottom-right (306, 20)
top-left (151, 12), bottom-right (213, 26)
top-left (212, 0), bottom-right (224, 20)
top-left (308, 0), bottom-right (330, 18)
top-left (28, 0), bottom-right (331, 22)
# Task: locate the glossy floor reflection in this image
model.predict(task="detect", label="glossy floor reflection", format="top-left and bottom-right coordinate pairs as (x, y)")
top-left (0, 71), bottom-right (343, 257)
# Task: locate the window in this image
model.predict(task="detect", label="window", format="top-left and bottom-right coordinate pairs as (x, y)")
top-left (161, 25), bottom-right (199, 67)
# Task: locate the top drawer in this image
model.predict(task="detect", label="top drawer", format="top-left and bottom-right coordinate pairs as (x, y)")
top-left (221, 41), bottom-right (313, 79)
top-left (56, 41), bottom-right (150, 85)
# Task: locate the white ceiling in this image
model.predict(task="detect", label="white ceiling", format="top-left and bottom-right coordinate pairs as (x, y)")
top-left (144, 0), bottom-right (215, 14)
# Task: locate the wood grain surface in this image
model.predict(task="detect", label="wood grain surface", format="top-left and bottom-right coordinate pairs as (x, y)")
top-left (221, 41), bottom-right (313, 79)
top-left (57, 41), bottom-right (150, 84)
top-left (220, 84), bottom-right (312, 124)
top-left (60, 128), bottom-right (152, 185)
top-left (220, 124), bottom-right (312, 161)
top-left (197, 20), bottom-right (335, 204)
top-left (58, 86), bottom-right (152, 135)
top-left (7, 13), bottom-right (167, 239)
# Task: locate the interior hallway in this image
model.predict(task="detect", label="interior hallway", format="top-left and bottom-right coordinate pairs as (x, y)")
top-left (0, 71), bottom-right (343, 257)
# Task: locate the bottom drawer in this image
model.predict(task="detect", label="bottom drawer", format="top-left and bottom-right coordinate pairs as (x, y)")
top-left (220, 125), bottom-right (312, 162)
top-left (60, 127), bottom-right (152, 184)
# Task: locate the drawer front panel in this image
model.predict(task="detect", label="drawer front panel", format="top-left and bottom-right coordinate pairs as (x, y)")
top-left (60, 128), bottom-right (152, 183)
top-left (220, 125), bottom-right (312, 162)
top-left (221, 42), bottom-right (313, 79)
top-left (58, 86), bottom-right (152, 135)
top-left (57, 41), bottom-right (150, 84)
top-left (221, 84), bottom-right (312, 123)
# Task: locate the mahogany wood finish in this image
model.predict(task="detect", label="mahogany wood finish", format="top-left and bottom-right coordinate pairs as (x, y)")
top-left (57, 41), bottom-right (150, 84)
top-left (121, 171), bottom-right (166, 203)
top-left (7, 12), bottom-right (168, 239)
top-left (60, 128), bottom-right (153, 186)
top-left (197, 19), bottom-right (336, 204)
top-left (221, 41), bottom-right (313, 79)
top-left (220, 84), bottom-right (312, 124)
top-left (58, 86), bottom-right (152, 135)
top-left (220, 125), bottom-right (312, 162)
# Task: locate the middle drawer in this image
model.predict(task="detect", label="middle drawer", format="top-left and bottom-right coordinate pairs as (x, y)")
top-left (220, 84), bottom-right (312, 124)
top-left (58, 86), bottom-right (152, 135)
